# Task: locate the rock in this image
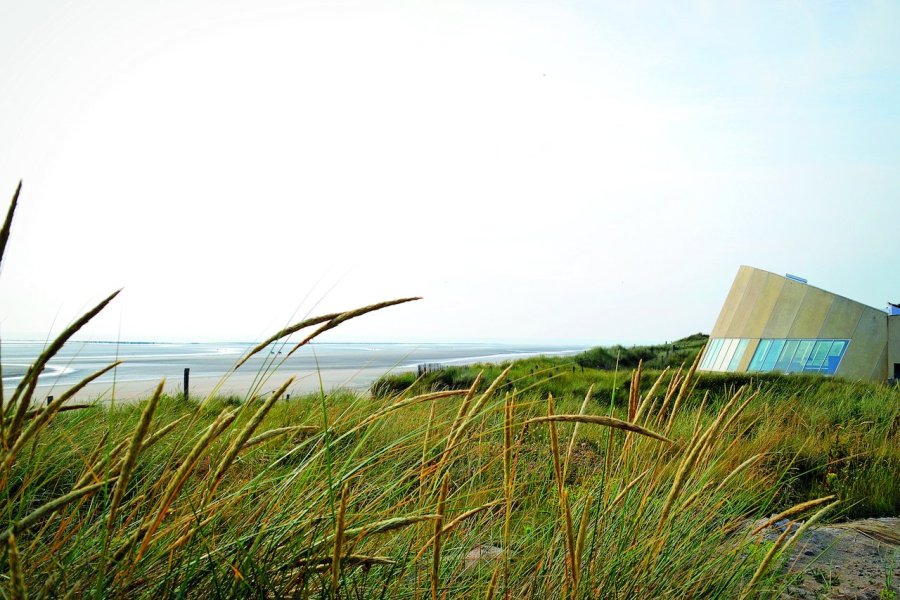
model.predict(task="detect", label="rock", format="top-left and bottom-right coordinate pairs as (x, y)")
top-left (463, 544), bottom-right (503, 570)
top-left (780, 517), bottom-right (899, 599)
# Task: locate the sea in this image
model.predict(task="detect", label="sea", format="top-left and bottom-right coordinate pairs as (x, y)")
top-left (2, 340), bottom-right (590, 400)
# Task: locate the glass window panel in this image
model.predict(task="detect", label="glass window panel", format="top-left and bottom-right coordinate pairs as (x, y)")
top-left (700, 339), bottom-right (720, 370)
top-left (700, 339), bottom-right (718, 370)
top-left (727, 339), bottom-right (749, 372)
top-left (707, 339), bottom-right (726, 371)
top-left (714, 339), bottom-right (737, 372)
top-left (787, 340), bottom-right (815, 373)
top-left (760, 339), bottom-right (785, 372)
top-left (804, 340), bottom-right (832, 371)
top-left (774, 340), bottom-right (800, 372)
top-left (823, 340), bottom-right (848, 375)
top-left (748, 339), bottom-right (771, 372)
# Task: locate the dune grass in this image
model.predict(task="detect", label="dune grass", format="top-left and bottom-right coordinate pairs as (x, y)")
top-left (2, 183), bottom-right (895, 598)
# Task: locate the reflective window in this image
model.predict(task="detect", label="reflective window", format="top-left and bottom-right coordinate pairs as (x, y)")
top-left (748, 339), bottom-right (771, 372)
top-left (774, 340), bottom-right (800, 372)
top-left (700, 337), bottom-right (849, 375)
top-left (727, 339), bottom-right (749, 372)
top-left (787, 340), bottom-right (815, 373)
top-left (823, 341), bottom-right (848, 375)
top-left (714, 339), bottom-right (737, 371)
top-left (700, 339), bottom-right (722, 370)
top-left (805, 340), bottom-right (832, 371)
top-left (760, 339), bottom-right (785, 371)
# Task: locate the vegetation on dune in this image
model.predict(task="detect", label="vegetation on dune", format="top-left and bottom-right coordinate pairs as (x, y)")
top-left (1, 183), bottom-right (896, 598)
top-left (375, 348), bottom-right (900, 521)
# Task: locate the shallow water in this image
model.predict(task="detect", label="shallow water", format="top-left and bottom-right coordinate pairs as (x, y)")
top-left (2, 340), bottom-right (588, 400)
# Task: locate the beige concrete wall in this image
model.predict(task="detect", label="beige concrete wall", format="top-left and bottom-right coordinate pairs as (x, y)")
top-left (817, 297), bottom-right (865, 339)
top-left (710, 266), bottom-right (753, 338)
top-left (736, 338), bottom-right (759, 372)
top-left (887, 316), bottom-right (900, 379)
top-left (835, 308), bottom-right (887, 380)
top-left (723, 268), bottom-right (769, 338)
top-left (787, 291), bottom-right (833, 338)
top-left (761, 280), bottom-right (807, 338)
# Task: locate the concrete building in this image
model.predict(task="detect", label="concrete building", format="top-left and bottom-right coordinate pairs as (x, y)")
top-left (699, 266), bottom-right (900, 382)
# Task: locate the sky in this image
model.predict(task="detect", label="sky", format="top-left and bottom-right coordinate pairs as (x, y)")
top-left (0, 1), bottom-right (898, 345)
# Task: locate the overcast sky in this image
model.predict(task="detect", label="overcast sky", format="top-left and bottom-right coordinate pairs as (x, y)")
top-left (0, 1), bottom-right (898, 344)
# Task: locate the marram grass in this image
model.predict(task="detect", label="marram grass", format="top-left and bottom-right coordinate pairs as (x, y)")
top-left (2, 183), bottom-right (897, 598)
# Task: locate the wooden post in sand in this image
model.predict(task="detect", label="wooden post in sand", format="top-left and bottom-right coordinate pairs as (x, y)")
top-left (183, 368), bottom-right (190, 401)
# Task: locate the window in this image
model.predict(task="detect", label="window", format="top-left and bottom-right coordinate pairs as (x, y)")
top-left (747, 339), bottom-right (771, 372)
top-left (699, 338), bottom-right (750, 373)
top-left (745, 338), bottom-right (850, 375)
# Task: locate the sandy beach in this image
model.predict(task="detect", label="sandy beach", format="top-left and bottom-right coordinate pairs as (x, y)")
top-left (3, 341), bottom-right (588, 404)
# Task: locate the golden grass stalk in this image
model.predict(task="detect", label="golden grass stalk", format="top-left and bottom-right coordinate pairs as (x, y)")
top-left (285, 297), bottom-right (422, 360)
top-left (563, 385), bottom-right (593, 482)
top-left (653, 385), bottom-right (749, 548)
top-left (783, 500), bottom-right (839, 551)
top-left (303, 514), bottom-right (441, 558)
top-left (244, 425), bottom-right (317, 450)
top-left (1, 361), bottom-right (122, 474)
top-left (7, 532), bottom-right (26, 600)
top-left (634, 367), bottom-right (669, 424)
top-left (448, 371), bottom-right (484, 442)
top-left (205, 378), bottom-right (294, 502)
top-left (605, 467), bottom-right (652, 515)
top-left (547, 395), bottom-right (564, 496)
top-left (665, 349), bottom-right (703, 435)
top-left (0, 180), bottom-right (21, 271)
top-left (420, 398), bottom-right (438, 502)
top-left (526, 415), bottom-right (672, 444)
top-left (750, 495), bottom-right (837, 535)
top-left (692, 390), bottom-right (709, 437)
top-left (291, 555), bottom-right (396, 570)
top-left (234, 297), bottom-right (420, 370)
top-left (628, 361), bottom-right (643, 421)
top-left (504, 392), bottom-right (514, 493)
top-left (447, 366), bottom-right (513, 450)
top-left (714, 453), bottom-right (765, 495)
top-left (142, 414), bottom-right (190, 450)
top-left (106, 381), bottom-right (164, 532)
top-left (1, 183), bottom-right (19, 447)
top-left (485, 564), bottom-right (500, 600)
top-left (6, 289), bottom-right (121, 434)
top-left (332, 484), bottom-right (349, 594)
top-left (574, 493), bottom-right (594, 576)
top-left (561, 489), bottom-right (577, 591)
top-left (414, 500), bottom-right (504, 562)
top-left (137, 408), bottom-right (236, 561)
top-left (739, 519), bottom-right (794, 599)
top-left (431, 474), bottom-right (449, 600)
top-left (360, 390), bottom-right (466, 432)
top-left (653, 365), bottom-right (683, 428)
top-left (74, 438), bottom-right (129, 489)
top-left (3, 480), bottom-right (113, 540)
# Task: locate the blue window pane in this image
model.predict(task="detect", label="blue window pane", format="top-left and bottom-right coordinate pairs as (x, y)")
top-left (804, 340), bottom-right (832, 371)
top-left (714, 339), bottom-right (737, 371)
top-left (787, 340), bottom-right (815, 373)
top-left (727, 339), bottom-right (749, 372)
top-left (774, 340), bottom-right (800, 372)
top-left (748, 340), bottom-right (771, 372)
top-left (760, 340), bottom-right (785, 371)
top-left (700, 339), bottom-right (721, 370)
top-left (822, 341), bottom-right (848, 375)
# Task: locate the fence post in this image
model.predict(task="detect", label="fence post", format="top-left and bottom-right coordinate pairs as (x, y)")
top-left (183, 368), bottom-right (190, 401)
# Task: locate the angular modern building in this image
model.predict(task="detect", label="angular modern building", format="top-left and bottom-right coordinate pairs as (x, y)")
top-left (699, 266), bottom-right (900, 382)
